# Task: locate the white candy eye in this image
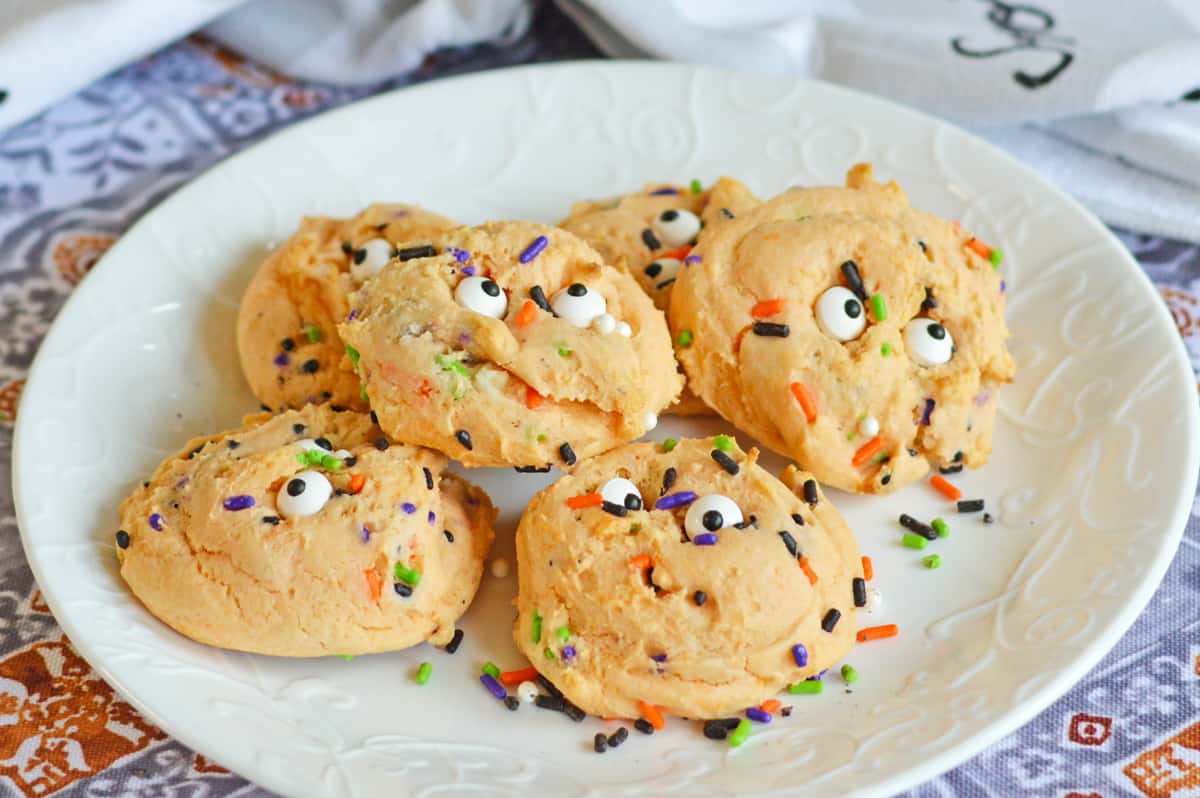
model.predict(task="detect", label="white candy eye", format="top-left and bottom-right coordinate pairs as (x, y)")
top-left (351, 238), bottom-right (393, 281)
top-left (455, 276), bottom-right (507, 319)
top-left (815, 286), bottom-right (866, 342)
top-left (904, 317), bottom-right (954, 366)
top-left (600, 477), bottom-right (642, 511)
top-left (277, 470), bottom-right (333, 518)
top-left (296, 437), bottom-right (334, 453)
top-left (653, 209), bottom-right (701, 247)
top-left (643, 257), bottom-right (681, 289)
top-left (551, 283), bottom-right (606, 327)
top-left (684, 494), bottom-right (743, 538)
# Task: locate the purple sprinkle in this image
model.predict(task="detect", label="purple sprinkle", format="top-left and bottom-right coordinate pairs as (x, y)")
top-left (649, 187), bottom-right (679, 195)
top-left (746, 707), bottom-right (772, 723)
top-left (807, 675), bottom-right (822, 682)
top-left (458, 331), bottom-right (472, 346)
top-left (401, 502), bottom-right (417, 514)
top-left (684, 254), bottom-right (701, 265)
top-left (817, 668), bottom-right (828, 678)
top-left (480, 673), bottom-right (507, 700)
top-left (791, 643), bottom-right (808, 668)
top-left (1000, 279), bottom-right (1006, 294)
top-left (273, 353), bottom-right (289, 367)
top-left (427, 511), bottom-right (436, 524)
top-left (461, 265), bottom-right (476, 276)
top-left (562, 645), bottom-right (577, 661)
top-left (975, 390), bottom-right (992, 407)
top-left (360, 525), bottom-right (371, 543)
top-left (451, 247), bottom-right (471, 263)
top-left (223, 495), bottom-right (255, 511)
top-left (655, 491), bottom-right (698, 510)
top-left (347, 309), bottom-right (359, 322)
top-left (519, 235), bottom-right (549, 264)
top-left (920, 398), bottom-right (935, 426)
top-left (693, 533), bottom-right (718, 546)
top-left (651, 654), bottom-right (668, 663)
top-left (392, 209), bottom-right (410, 218)
top-left (148, 513), bottom-right (164, 531)
top-left (174, 477), bottom-right (189, 489)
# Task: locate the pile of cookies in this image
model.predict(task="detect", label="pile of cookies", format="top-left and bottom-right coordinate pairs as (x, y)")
top-left (114, 164), bottom-right (1012, 738)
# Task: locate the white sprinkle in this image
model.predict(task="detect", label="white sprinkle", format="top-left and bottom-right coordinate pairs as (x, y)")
top-left (642, 412), bottom-right (658, 431)
top-left (517, 681), bottom-right (539, 704)
top-left (592, 313), bottom-right (616, 334)
top-left (859, 416), bottom-right (879, 438)
top-left (615, 321), bottom-right (632, 337)
top-left (866, 588), bottom-right (883, 613)
top-left (490, 558), bottom-right (510, 578)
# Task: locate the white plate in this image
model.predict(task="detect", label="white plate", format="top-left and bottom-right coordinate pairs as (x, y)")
top-left (14, 62), bottom-right (1199, 797)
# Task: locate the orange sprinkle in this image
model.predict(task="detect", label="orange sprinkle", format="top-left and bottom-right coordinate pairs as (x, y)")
top-left (514, 299), bottom-right (538, 328)
top-left (965, 238), bottom-right (991, 259)
top-left (499, 666), bottom-right (539, 686)
top-left (760, 699), bottom-right (782, 714)
top-left (567, 492), bottom-right (603, 510)
top-left (851, 435), bottom-right (886, 467)
top-left (628, 554), bottom-right (653, 571)
top-left (639, 700), bottom-right (665, 730)
top-left (269, 476), bottom-right (286, 494)
top-left (525, 385), bottom-right (543, 410)
top-left (733, 325), bottom-right (750, 354)
top-left (751, 298), bottom-right (785, 318)
top-left (861, 556), bottom-right (874, 581)
top-left (930, 474), bottom-right (962, 501)
top-left (857, 624), bottom-right (899, 643)
top-left (658, 245), bottom-right (692, 261)
top-left (363, 569), bottom-right (382, 603)
top-left (417, 377), bottom-right (433, 399)
top-left (347, 473), bottom-right (366, 495)
top-left (789, 382), bottom-right (818, 423)
top-left (799, 556), bottom-right (818, 585)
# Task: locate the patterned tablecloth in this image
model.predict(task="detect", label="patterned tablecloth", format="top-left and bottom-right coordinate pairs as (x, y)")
top-left (0, 6), bottom-right (1197, 797)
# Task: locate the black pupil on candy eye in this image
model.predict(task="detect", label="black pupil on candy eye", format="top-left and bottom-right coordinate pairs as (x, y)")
top-left (645, 262), bottom-right (662, 278)
top-left (844, 299), bottom-right (862, 318)
top-left (481, 280), bottom-right (501, 297)
top-left (702, 510), bottom-right (723, 531)
top-left (287, 478), bottom-right (306, 496)
top-left (927, 322), bottom-right (946, 340)
top-left (314, 437), bottom-right (332, 450)
top-left (624, 494), bottom-right (642, 510)
top-left (567, 283), bottom-right (587, 297)
top-left (661, 210), bottom-right (679, 222)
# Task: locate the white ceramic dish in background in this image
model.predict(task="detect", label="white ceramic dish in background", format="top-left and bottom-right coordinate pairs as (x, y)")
top-left (13, 62), bottom-right (1199, 797)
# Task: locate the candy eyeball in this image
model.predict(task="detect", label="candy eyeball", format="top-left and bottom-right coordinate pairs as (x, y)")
top-left (815, 286), bottom-right (866, 342)
top-left (643, 257), bottom-right (681, 289)
top-left (904, 317), bottom-right (954, 366)
top-left (600, 477), bottom-right (643, 511)
top-left (295, 437), bottom-right (333, 453)
top-left (455, 276), bottom-right (507, 319)
top-left (277, 470), bottom-right (333, 518)
top-left (350, 238), bottom-right (394, 281)
top-left (684, 494), bottom-right (744, 538)
top-left (551, 283), bottom-right (606, 327)
top-left (653, 209), bottom-right (701, 247)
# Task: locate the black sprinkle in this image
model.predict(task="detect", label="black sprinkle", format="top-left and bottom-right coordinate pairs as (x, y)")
top-left (443, 530), bottom-right (454, 543)
top-left (261, 516), bottom-right (281, 525)
top-left (341, 241), bottom-right (354, 255)
top-left (394, 582), bottom-right (413, 597)
top-left (559, 443), bottom-right (577, 466)
top-left (563, 701), bottom-right (586, 722)
top-left (907, 448), bottom-right (919, 457)
top-left (187, 444), bottom-right (205, 459)
top-left (821, 609), bottom-right (842, 633)
top-left (314, 437), bottom-right (332, 451)
top-left (530, 285), bottom-right (553, 313)
top-left (504, 696), bottom-right (520, 711)
top-left (608, 727), bottom-right (629, 748)
top-left (538, 674), bottom-right (563, 700)
top-left (321, 391), bottom-right (332, 400)
top-left (939, 464), bottom-right (964, 475)
top-left (957, 499), bottom-right (985, 513)
top-left (397, 244), bottom-right (436, 261)
top-left (375, 437), bottom-right (390, 451)
top-left (641, 228), bottom-right (661, 250)
top-left (853, 577), bottom-right (867, 607)
top-left (693, 590), bottom-right (708, 606)
top-left (260, 403), bottom-right (273, 412)
top-left (535, 694), bottom-right (564, 712)
top-left (661, 467), bottom-right (677, 494)
top-left (370, 411), bottom-right (379, 425)
top-left (333, 489), bottom-right (346, 497)
top-left (918, 240), bottom-right (928, 253)
top-left (445, 628), bottom-right (464, 653)
top-left (803, 479), bottom-right (819, 505)
top-left (720, 207), bottom-right (734, 219)
top-left (921, 287), bottom-right (937, 312)
top-left (752, 321), bottom-right (790, 338)
top-left (717, 717), bottom-right (742, 730)
top-left (953, 450), bottom-right (964, 463)
top-left (791, 513), bottom-right (805, 526)
top-left (711, 450), bottom-right (739, 474)
top-left (292, 423), bottom-right (306, 434)
top-left (703, 724), bottom-right (728, 741)
top-left (634, 718), bottom-right (655, 734)
top-left (983, 512), bottom-right (995, 524)
top-left (779, 530), bottom-right (798, 557)
top-left (899, 514), bottom-right (937, 539)
top-left (143, 481), bottom-right (150, 488)
top-left (455, 430), bottom-right (473, 450)
top-left (645, 566), bottom-right (661, 592)
top-left (732, 519), bottom-right (752, 530)
top-left (342, 456), bottom-right (357, 468)
top-left (281, 337), bottom-right (296, 352)
top-left (601, 500), bottom-right (628, 517)
top-left (840, 260), bottom-right (868, 301)
top-left (781, 706), bottom-right (793, 717)
top-left (115, 530), bottom-right (130, 549)
top-left (302, 358), bottom-right (320, 374)
top-left (594, 733), bottom-right (608, 753)
top-left (515, 465), bottom-right (552, 473)
top-left (881, 473), bottom-right (892, 486)
top-left (330, 404), bottom-right (347, 413)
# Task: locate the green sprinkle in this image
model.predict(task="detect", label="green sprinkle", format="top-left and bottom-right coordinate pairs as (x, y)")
top-left (881, 342), bottom-right (892, 357)
top-left (296, 452), bottom-right (309, 465)
top-left (846, 431), bottom-right (856, 441)
top-left (416, 661), bottom-right (432, 685)
top-left (556, 626), bottom-right (571, 642)
top-left (544, 647), bottom-right (557, 660)
top-left (841, 664), bottom-right (858, 684)
top-left (923, 554), bottom-right (942, 569)
top-left (676, 329), bottom-right (693, 348)
top-left (304, 323), bottom-right (321, 343)
top-left (662, 438), bottom-right (678, 452)
top-left (345, 344), bottom-right (360, 367)
top-left (360, 383), bottom-right (368, 401)
top-left (630, 523), bottom-right (641, 533)
top-left (873, 451), bottom-right (890, 464)
top-left (556, 345), bottom-right (572, 358)
top-left (481, 661), bottom-right (500, 678)
top-left (690, 178), bottom-right (703, 194)
top-left (788, 679), bottom-right (824, 695)
top-left (435, 354), bottom-right (469, 377)
top-left (320, 453), bottom-right (344, 471)
top-left (536, 434), bottom-right (547, 443)
top-left (532, 611), bottom-right (543, 643)
top-left (931, 517), bottom-right (950, 538)
top-left (713, 434), bottom-right (734, 452)
top-left (728, 718), bottom-right (752, 747)
top-left (393, 564), bottom-right (422, 585)
top-left (337, 654), bottom-right (354, 661)
top-left (901, 532), bottom-right (928, 550)
top-left (989, 248), bottom-right (1004, 268)
top-left (870, 293), bottom-right (888, 321)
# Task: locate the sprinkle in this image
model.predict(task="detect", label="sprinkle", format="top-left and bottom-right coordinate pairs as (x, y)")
top-left (450, 247), bottom-right (471, 263)
top-left (857, 624), bottom-right (899, 642)
top-left (821, 609), bottom-right (841, 633)
top-left (901, 532), bottom-right (928, 549)
top-left (840, 260), bottom-right (868, 301)
top-left (930, 475), bottom-right (962, 501)
top-left (555, 626), bottom-right (571, 642)
top-left (302, 358), bottom-right (319, 374)
top-left (983, 512), bottom-right (995, 524)
top-left (802, 479), bottom-right (818, 505)
top-left (990, 248), bottom-right (1004, 267)
top-left (628, 554), bottom-right (653, 571)
top-left (455, 430), bottom-right (473, 450)
top-left (500, 667), bottom-right (539, 686)
top-left (115, 530), bottom-right (130, 549)
top-left (676, 329), bottom-right (693, 348)
top-left (482, 661), bottom-right (500, 678)
top-left (559, 443), bottom-right (577, 466)
top-left (148, 513), bottom-right (163, 531)
top-left (746, 707), bottom-right (772, 724)
top-left (608, 726), bottom-right (628, 748)
top-left (655, 491), bottom-right (697, 510)
top-left (661, 467), bottom-right (677, 494)
top-left (443, 530), bottom-right (454, 543)
top-left (638, 701), bottom-right (665, 730)
top-left (601, 500), bottom-right (628, 517)
top-left (752, 321), bottom-right (789, 338)
top-left (869, 293), bottom-right (888, 321)
top-left (779, 530), bottom-right (798, 557)
top-left (704, 720), bottom-right (731, 739)
top-left (397, 244), bottom-right (437, 261)
top-left (369, 437), bottom-right (388, 453)
top-left (841, 665), bottom-right (858, 684)
top-left (360, 524), bottom-right (370, 542)
top-left (223, 495), bottom-right (255, 511)
top-left (444, 629), bottom-right (463, 654)
top-left (792, 643), bottom-right (808, 668)
top-left (787, 382), bottom-right (818, 423)
top-left (853, 577), bottom-right (867, 607)
top-left (435, 354), bottom-right (469, 378)
top-left (401, 502), bottom-right (417, 514)
top-left (562, 645), bottom-right (576, 661)
top-left (393, 564), bottom-right (421, 585)
top-left (965, 238), bottom-right (990, 259)
top-left (720, 207), bottom-right (734, 219)
top-left (281, 338), bottom-right (296, 351)
top-left (751, 299), bottom-right (785, 318)
top-left (525, 385), bottom-right (543, 409)
top-left (690, 178), bottom-right (703, 193)
top-left (503, 696), bottom-right (520, 711)
top-left (727, 718), bottom-right (752, 747)
top-left (461, 265), bottom-right (476, 276)
top-left (634, 718), bottom-right (655, 734)
top-left (273, 353), bottom-right (289, 367)
top-left (957, 498), bottom-right (985, 513)
top-left (920, 398), bottom-right (935, 426)
top-left (556, 345), bottom-right (572, 357)
top-left (347, 474), bottom-right (366, 494)
top-left (514, 299), bottom-right (538, 328)
top-left (535, 694), bottom-right (564, 713)
top-left (593, 733), bottom-right (608, 754)
top-left (693, 590), bottom-right (707, 606)
top-left (693, 533), bottom-right (718, 546)
top-left (531, 611), bottom-right (542, 643)
top-left (529, 285), bottom-right (553, 314)
top-left (862, 556), bottom-right (874, 580)
top-left (480, 673), bottom-right (507, 700)
top-left (412, 661), bottom-right (432, 685)
top-left (760, 699), bottom-right (782, 715)
top-left (519, 235), bottom-right (549, 263)
top-left (939, 464), bottom-right (964, 475)
top-left (899, 514), bottom-right (937, 540)
top-left (1000, 279), bottom-right (1007, 293)
top-left (788, 680), bottom-right (824, 695)
top-left (852, 435), bottom-right (886, 467)
top-left (661, 438), bottom-right (678, 453)
top-left (427, 510), bottom-right (436, 524)
top-left (685, 254), bottom-right (701, 264)
top-left (932, 517), bottom-right (950, 537)
top-left (262, 516), bottom-right (281, 525)
top-left (304, 323), bottom-right (321, 343)
top-left (567, 492), bottom-right (604, 510)
top-left (711, 450), bottom-right (739, 474)
top-left (394, 583), bottom-right (413, 597)
top-left (641, 228), bottom-right (661, 250)
top-left (649, 187), bottom-right (678, 195)
top-left (798, 556), bottom-right (818, 585)
top-left (924, 554), bottom-right (942, 569)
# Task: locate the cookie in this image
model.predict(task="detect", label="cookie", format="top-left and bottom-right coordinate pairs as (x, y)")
top-left (237, 203), bottom-right (456, 412)
top-left (669, 164), bottom-right (1015, 494)
top-left (115, 404), bottom-right (495, 656)
top-left (513, 437), bottom-right (861, 720)
top-left (339, 221), bottom-right (683, 469)
top-left (560, 179), bottom-right (758, 416)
